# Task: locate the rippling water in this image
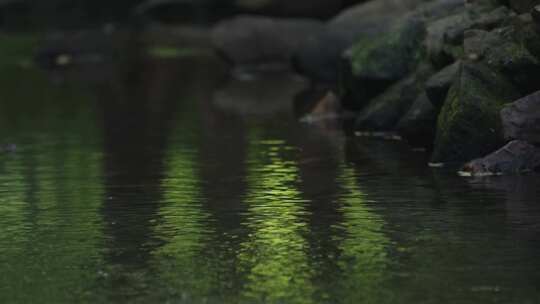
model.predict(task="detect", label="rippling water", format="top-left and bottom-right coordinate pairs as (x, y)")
top-left (0, 52), bottom-right (539, 304)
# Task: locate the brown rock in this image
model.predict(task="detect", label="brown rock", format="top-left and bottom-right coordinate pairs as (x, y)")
top-left (300, 91), bottom-right (342, 123)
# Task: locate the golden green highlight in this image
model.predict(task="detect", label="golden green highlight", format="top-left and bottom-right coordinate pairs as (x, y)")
top-left (334, 164), bottom-right (390, 304)
top-left (239, 136), bottom-right (314, 304)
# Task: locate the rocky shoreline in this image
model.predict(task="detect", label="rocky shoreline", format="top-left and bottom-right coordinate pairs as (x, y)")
top-left (210, 0), bottom-right (540, 176)
top-left (9, 0), bottom-right (539, 176)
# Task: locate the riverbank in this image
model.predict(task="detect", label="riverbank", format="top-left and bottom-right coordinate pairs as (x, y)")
top-left (2, 0), bottom-right (539, 177)
top-left (209, 0), bottom-right (540, 176)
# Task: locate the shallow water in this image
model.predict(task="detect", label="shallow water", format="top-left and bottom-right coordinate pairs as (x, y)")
top-left (0, 53), bottom-right (539, 304)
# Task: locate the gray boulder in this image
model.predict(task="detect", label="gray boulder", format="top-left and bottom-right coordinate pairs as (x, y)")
top-left (211, 15), bottom-right (323, 68)
top-left (460, 140), bottom-right (540, 176)
top-left (501, 90), bottom-right (540, 144)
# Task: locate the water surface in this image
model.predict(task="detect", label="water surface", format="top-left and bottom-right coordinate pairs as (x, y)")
top-left (0, 51), bottom-right (539, 304)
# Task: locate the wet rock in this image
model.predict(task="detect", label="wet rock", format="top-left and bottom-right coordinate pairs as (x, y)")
top-left (354, 64), bottom-right (433, 131)
top-left (211, 15), bottom-right (323, 68)
top-left (396, 93), bottom-right (438, 148)
top-left (501, 90), bottom-right (540, 144)
top-left (460, 140), bottom-right (540, 176)
top-left (464, 25), bottom-right (540, 93)
top-left (299, 91), bottom-right (343, 123)
top-left (425, 4), bottom-right (512, 66)
top-left (292, 0), bottom-right (426, 82)
top-left (431, 62), bottom-right (521, 163)
top-left (425, 61), bottom-right (460, 109)
top-left (341, 17), bottom-right (427, 110)
top-left (425, 11), bottom-right (469, 67)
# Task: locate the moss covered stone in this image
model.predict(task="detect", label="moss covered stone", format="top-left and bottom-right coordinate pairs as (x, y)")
top-left (431, 62), bottom-right (521, 163)
top-left (341, 17), bottom-right (426, 110)
top-left (465, 25), bottom-right (540, 94)
top-left (354, 63), bottom-right (433, 131)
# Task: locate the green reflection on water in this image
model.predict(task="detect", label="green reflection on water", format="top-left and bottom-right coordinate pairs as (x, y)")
top-left (0, 66), bottom-right (105, 303)
top-left (239, 135), bottom-right (314, 304)
top-left (150, 139), bottom-right (217, 301)
top-left (334, 164), bottom-right (390, 304)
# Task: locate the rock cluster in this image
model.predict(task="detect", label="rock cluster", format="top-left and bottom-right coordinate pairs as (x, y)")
top-left (209, 0), bottom-right (540, 176)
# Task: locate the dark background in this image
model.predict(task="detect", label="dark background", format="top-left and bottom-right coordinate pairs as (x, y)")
top-left (0, 0), bottom-right (366, 30)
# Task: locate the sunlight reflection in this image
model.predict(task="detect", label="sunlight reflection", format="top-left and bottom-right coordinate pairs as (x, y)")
top-left (239, 135), bottom-right (314, 304)
top-left (334, 164), bottom-right (390, 304)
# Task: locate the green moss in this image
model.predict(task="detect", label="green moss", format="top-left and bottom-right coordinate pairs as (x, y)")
top-left (348, 19), bottom-right (426, 79)
top-left (431, 62), bottom-right (520, 163)
top-left (341, 18), bottom-right (427, 111)
top-left (349, 31), bottom-right (401, 76)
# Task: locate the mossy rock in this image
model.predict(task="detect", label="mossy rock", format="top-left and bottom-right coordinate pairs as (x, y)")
top-left (341, 17), bottom-right (426, 110)
top-left (465, 24), bottom-right (540, 94)
top-left (430, 61), bottom-right (521, 163)
top-left (354, 63), bottom-right (433, 131)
